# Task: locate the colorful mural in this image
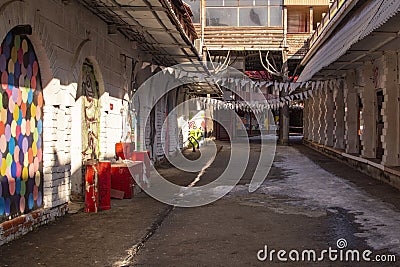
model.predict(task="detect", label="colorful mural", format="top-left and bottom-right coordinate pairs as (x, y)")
top-left (0, 28), bottom-right (44, 221)
top-left (188, 111), bottom-right (205, 142)
top-left (81, 60), bottom-right (100, 161)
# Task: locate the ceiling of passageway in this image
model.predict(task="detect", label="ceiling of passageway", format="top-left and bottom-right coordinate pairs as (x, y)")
top-left (313, 12), bottom-right (400, 79)
top-left (80, 0), bottom-right (200, 67)
top-left (300, 0), bottom-right (400, 81)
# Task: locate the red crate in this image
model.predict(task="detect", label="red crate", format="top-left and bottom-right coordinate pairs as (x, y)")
top-left (111, 163), bottom-right (134, 199)
top-left (131, 151), bottom-right (150, 187)
top-left (97, 161), bottom-right (111, 210)
top-left (115, 142), bottom-right (134, 160)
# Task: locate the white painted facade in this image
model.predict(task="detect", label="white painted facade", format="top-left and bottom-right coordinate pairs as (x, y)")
top-left (0, 0), bottom-right (189, 243)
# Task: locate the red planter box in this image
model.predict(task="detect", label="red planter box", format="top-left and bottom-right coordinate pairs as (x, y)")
top-left (111, 163), bottom-right (134, 199)
top-left (84, 162), bottom-right (98, 213)
top-left (85, 161), bottom-right (112, 212)
top-left (97, 161), bottom-right (111, 211)
top-left (115, 142), bottom-right (134, 160)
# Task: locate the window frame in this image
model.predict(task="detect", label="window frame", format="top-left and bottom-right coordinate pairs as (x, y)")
top-left (205, 0), bottom-right (283, 27)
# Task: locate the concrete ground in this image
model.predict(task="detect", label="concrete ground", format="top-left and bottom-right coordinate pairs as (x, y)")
top-left (1, 139), bottom-right (400, 266)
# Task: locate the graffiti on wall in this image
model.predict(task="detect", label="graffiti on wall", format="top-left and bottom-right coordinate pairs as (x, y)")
top-left (188, 111), bottom-right (205, 141)
top-left (81, 60), bottom-right (100, 161)
top-left (0, 29), bottom-right (44, 221)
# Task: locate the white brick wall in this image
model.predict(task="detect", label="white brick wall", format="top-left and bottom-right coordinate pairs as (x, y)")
top-left (0, 0), bottom-right (150, 209)
top-left (0, 0), bottom-right (192, 245)
top-left (42, 105), bottom-right (72, 208)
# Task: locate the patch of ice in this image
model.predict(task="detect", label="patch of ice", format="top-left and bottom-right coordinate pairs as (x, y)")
top-left (254, 146), bottom-right (400, 254)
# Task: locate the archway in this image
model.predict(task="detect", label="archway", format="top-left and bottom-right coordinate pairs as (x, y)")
top-left (71, 58), bottom-right (103, 200)
top-left (80, 59), bottom-right (101, 162)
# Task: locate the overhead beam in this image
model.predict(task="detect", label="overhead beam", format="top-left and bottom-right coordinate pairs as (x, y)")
top-left (116, 24), bottom-right (179, 33)
top-left (337, 34), bottom-right (399, 71)
top-left (145, 43), bottom-right (192, 48)
top-left (370, 31), bottom-right (399, 37)
top-left (145, 54), bottom-right (193, 58)
top-left (94, 5), bottom-right (166, 12)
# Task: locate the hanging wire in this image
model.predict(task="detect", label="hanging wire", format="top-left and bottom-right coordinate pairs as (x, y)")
top-left (215, 50), bottom-right (231, 73)
top-left (259, 50), bottom-right (282, 77)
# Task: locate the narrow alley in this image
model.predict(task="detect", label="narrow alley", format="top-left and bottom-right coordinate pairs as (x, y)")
top-left (1, 139), bottom-right (399, 266)
top-left (1, 0), bottom-right (400, 266)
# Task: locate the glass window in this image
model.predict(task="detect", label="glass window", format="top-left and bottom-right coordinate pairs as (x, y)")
top-left (208, 0), bottom-right (239, 6)
top-left (239, 0), bottom-right (271, 6)
top-left (206, 8), bottom-right (238, 26)
top-left (269, 0), bottom-right (282, 5)
top-left (225, 0), bottom-right (239, 6)
top-left (239, 7), bottom-right (268, 26)
top-left (206, 0), bottom-right (220, 7)
top-left (255, 0), bottom-right (268, 5)
top-left (187, 0), bottom-right (200, 23)
top-left (288, 10), bottom-right (307, 32)
top-left (239, 0), bottom-right (255, 6)
top-left (205, 0), bottom-right (282, 27)
top-left (269, 6), bottom-right (282, 26)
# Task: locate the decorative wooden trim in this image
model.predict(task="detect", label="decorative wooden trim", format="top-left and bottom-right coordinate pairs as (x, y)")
top-left (284, 0), bottom-right (329, 6)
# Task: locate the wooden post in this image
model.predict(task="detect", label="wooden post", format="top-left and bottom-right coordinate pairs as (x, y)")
top-left (201, 0), bottom-right (206, 42)
top-left (283, 6), bottom-right (288, 47)
top-left (309, 7), bottom-right (314, 33)
top-left (279, 6), bottom-right (290, 145)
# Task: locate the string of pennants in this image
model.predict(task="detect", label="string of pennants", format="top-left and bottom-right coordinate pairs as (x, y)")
top-left (141, 62), bottom-right (343, 111)
top-left (200, 98), bottom-right (306, 113)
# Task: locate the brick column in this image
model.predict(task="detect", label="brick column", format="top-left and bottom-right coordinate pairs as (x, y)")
top-left (312, 87), bottom-right (318, 142)
top-left (333, 80), bottom-right (345, 149)
top-left (318, 82), bottom-right (327, 145)
top-left (381, 52), bottom-right (400, 166)
top-left (305, 97), bottom-right (312, 141)
top-left (324, 81), bottom-right (334, 147)
top-left (303, 99), bottom-right (309, 140)
top-left (307, 97), bottom-right (312, 141)
top-left (360, 62), bottom-right (376, 158)
top-left (344, 71), bottom-right (359, 154)
top-left (311, 91), bottom-right (318, 142)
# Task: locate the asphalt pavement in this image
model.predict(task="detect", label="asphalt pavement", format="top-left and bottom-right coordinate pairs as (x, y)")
top-left (1, 139), bottom-right (400, 266)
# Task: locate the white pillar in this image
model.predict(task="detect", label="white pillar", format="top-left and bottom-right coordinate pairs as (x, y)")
top-left (324, 81), bottom-right (334, 147)
top-left (344, 71), bottom-right (359, 154)
top-left (311, 91), bottom-right (319, 142)
top-left (318, 82), bottom-right (327, 145)
top-left (306, 97), bottom-right (313, 140)
top-left (309, 7), bottom-right (314, 33)
top-left (304, 100), bottom-right (308, 139)
top-left (333, 80), bottom-right (345, 149)
top-left (381, 51), bottom-right (400, 166)
top-left (360, 62), bottom-right (376, 158)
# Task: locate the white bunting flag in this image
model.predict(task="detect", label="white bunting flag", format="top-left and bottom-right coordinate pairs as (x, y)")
top-left (151, 64), bottom-right (158, 73)
top-left (284, 82), bottom-right (289, 93)
top-left (279, 82), bottom-right (284, 92)
top-left (141, 62), bottom-right (151, 69)
top-left (167, 67), bottom-right (174, 75)
top-left (174, 69), bottom-right (180, 79)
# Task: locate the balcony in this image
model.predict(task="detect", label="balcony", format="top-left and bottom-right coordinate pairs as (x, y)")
top-left (284, 0), bottom-right (330, 5)
top-left (203, 27), bottom-right (285, 51)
